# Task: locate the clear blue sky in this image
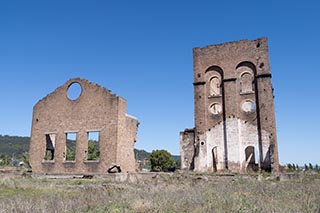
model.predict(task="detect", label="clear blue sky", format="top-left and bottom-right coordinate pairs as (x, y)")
top-left (1, 0), bottom-right (319, 166)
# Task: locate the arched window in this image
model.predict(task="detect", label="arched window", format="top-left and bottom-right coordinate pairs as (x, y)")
top-left (205, 65), bottom-right (223, 98)
top-left (236, 61), bottom-right (256, 94)
top-left (209, 76), bottom-right (221, 96)
top-left (240, 72), bottom-right (254, 93)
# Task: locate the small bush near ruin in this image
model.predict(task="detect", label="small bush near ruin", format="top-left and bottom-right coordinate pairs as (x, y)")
top-left (150, 149), bottom-right (176, 172)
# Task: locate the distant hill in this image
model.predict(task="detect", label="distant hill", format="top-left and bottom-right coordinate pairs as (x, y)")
top-left (135, 148), bottom-right (181, 169)
top-left (0, 135), bottom-right (30, 158)
top-left (0, 135), bottom-right (180, 166)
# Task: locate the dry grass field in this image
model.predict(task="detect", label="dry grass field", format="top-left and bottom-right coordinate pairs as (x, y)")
top-left (0, 171), bottom-right (319, 213)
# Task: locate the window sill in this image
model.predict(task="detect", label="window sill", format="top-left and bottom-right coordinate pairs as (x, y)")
top-left (208, 95), bottom-right (222, 99)
top-left (42, 160), bottom-right (55, 164)
top-left (84, 160), bottom-right (100, 163)
top-left (240, 91), bottom-right (255, 95)
top-left (63, 161), bottom-right (76, 164)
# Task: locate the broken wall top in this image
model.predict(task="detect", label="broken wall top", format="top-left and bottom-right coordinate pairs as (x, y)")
top-left (32, 78), bottom-right (130, 132)
top-left (35, 78), bottom-right (121, 107)
top-left (193, 37), bottom-right (271, 81)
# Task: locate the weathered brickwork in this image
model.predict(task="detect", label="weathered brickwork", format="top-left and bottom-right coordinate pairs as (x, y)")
top-left (29, 78), bottom-right (139, 174)
top-left (180, 38), bottom-right (279, 173)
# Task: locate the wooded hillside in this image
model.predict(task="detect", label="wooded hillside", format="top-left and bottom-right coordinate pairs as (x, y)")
top-left (0, 135), bottom-right (180, 165)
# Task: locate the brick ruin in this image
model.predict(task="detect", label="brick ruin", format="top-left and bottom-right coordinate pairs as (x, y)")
top-left (29, 78), bottom-right (139, 174)
top-left (180, 38), bottom-right (279, 173)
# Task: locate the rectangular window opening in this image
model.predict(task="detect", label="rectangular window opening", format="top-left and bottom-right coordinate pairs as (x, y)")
top-left (66, 132), bottom-right (77, 161)
top-left (44, 133), bottom-right (56, 161)
top-left (87, 131), bottom-right (100, 161)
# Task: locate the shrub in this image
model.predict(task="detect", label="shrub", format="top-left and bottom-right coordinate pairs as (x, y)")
top-left (150, 150), bottom-right (176, 172)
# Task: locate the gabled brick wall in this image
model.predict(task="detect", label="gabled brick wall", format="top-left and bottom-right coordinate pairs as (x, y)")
top-left (29, 78), bottom-right (138, 174)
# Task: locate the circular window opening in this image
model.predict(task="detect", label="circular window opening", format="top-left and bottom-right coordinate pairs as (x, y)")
top-left (242, 100), bottom-right (255, 113)
top-left (68, 82), bottom-right (82, 100)
top-left (210, 103), bottom-right (222, 115)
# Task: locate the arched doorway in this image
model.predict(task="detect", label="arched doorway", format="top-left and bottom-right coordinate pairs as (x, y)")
top-left (212, 147), bottom-right (218, 172)
top-left (245, 146), bottom-right (258, 172)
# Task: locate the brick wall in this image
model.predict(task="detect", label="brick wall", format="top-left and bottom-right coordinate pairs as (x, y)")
top-left (181, 38), bottom-right (279, 173)
top-left (29, 78), bottom-right (138, 174)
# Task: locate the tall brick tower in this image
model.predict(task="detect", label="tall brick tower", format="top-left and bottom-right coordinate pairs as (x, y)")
top-left (180, 38), bottom-right (279, 173)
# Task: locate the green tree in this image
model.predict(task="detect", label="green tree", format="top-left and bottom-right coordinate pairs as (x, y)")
top-left (22, 152), bottom-right (31, 168)
top-left (66, 147), bottom-right (76, 161)
top-left (150, 150), bottom-right (176, 172)
top-left (87, 140), bottom-right (100, 160)
top-left (66, 140), bottom-right (76, 161)
top-left (0, 155), bottom-right (11, 166)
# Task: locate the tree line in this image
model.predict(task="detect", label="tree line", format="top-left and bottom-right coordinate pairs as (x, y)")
top-left (0, 135), bottom-right (180, 171)
top-left (286, 163), bottom-right (320, 172)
